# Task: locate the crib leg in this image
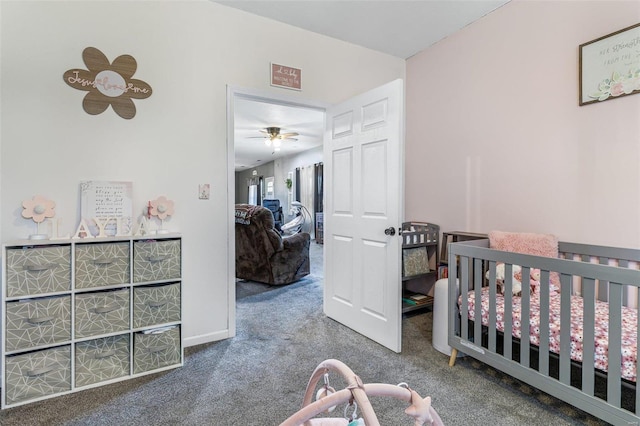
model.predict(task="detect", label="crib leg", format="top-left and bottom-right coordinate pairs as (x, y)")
top-left (448, 349), bottom-right (457, 367)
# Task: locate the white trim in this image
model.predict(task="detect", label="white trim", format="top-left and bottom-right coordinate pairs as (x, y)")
top-left (226, 85), bottom-right (329, 341)
top-left (183, 330), bottom-right (231, 348)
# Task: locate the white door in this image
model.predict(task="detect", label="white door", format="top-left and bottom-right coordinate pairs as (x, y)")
top-left (323, 79), bottom-right (404, 352)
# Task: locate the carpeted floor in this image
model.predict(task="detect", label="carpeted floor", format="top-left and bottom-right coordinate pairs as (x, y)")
top-left (0, 241), bottom-right (611, 425)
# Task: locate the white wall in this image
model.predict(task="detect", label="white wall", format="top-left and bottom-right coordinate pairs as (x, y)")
top-left (0, 0), bottom-right (405, 346)
top-left (275, 145), bottom-right (323, 220)
top-left (235, 163), bottom-right (276, 205)
top-left (406, 0), bottom-right (640, 248)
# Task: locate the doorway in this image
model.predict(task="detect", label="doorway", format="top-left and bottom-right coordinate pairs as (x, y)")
top-left (227, 85), bottom-right (328, 336)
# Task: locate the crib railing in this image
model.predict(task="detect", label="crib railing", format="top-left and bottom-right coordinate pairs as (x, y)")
top-left (447, 239), bottom-right (640, 426)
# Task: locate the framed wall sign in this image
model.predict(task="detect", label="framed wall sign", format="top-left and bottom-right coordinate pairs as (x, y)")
top-left (80, 180), bottom-right (133, 235)
top-left (579, 23), bottom-right (640, 106)
top-left (271, 63), bottom-right (301, 90)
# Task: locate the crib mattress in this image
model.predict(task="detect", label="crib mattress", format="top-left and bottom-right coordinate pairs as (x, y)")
top-left (461, 288), bottom-right (638, 382)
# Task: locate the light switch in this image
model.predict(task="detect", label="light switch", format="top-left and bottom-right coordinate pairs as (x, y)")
top-left (199, 184), bottom-right (210, 200)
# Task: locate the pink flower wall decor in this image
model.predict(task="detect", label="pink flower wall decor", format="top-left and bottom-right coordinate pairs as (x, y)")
top-left (22, 195), bottom-right (56, 223)
top-left (149, 196), bottom-right (175, 220)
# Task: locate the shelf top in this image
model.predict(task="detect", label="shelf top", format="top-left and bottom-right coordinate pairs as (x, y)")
top-left (3, 233), bottom-right (182, 247)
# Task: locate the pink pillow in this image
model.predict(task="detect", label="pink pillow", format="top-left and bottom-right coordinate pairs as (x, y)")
top-left (488, 230), bottom-right (558, 258)
top-left (489, 230), bottom-right (560, 287)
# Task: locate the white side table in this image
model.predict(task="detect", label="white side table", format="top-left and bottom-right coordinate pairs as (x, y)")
top-left (432, 278), bottom-right (461, 357)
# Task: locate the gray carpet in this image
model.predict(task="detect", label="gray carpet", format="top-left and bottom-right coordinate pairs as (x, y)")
top-left (0, 242), bottom-right (608, 425)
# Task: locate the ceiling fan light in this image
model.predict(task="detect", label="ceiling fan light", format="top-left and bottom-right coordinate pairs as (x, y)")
top-left (274, 147), bottom-right (281, 152)
top-left (264, 139), bottom-right (272, 147)
top-left (273, 139), bottom-right (282, 148)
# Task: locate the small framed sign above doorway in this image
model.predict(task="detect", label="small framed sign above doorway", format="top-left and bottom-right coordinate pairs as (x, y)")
top-left (271, 63), bottom-right (301, 90)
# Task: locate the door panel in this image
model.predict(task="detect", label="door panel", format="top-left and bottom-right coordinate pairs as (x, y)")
top-left (331, 236), bottom-right (354, 304)
top-left (361, 240), bottom-right (387, 315)
top-left (332, 148), bottom-right (354, 214)
top-left (362, 140), bottom-right (387, 215)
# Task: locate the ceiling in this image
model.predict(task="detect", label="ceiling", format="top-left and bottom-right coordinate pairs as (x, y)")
top-left (234, 98), bottom-right (325, 171)
top-left (225, 0), bottom-right (510, 171)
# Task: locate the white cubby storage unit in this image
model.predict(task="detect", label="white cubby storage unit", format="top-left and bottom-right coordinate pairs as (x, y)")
top-left (1, 234), bottom-right (183, 408)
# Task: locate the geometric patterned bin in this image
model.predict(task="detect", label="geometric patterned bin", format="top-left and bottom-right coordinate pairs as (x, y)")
top-left (5, 296), bottom-right (71, 352)
top-left (75, 289), bottom-right (130, 339)
top-left (133, 240), bottom-right (181, 283)
top-left (6, 246), bottom-right (71, 297)
top-left (5, 345), bottom-right (71, 405)
top-left (75, 334), bottom-right (130, 387)
top-left (133, 283), bottom-right (181, 329)
top-left (75, 242), bottom-right (130, 289)
top-left (133, 326), bottom-right (181, 374)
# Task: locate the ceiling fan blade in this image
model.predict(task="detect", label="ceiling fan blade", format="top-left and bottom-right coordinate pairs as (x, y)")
top-left (280, 132), bottom-right (299, 138)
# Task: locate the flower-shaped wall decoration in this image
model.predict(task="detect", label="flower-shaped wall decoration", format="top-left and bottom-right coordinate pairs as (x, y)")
top-left (22, 195), bottom-right (56, 223)
top-left (63, 47), bottom-right (152, 119)
top-left (149, 196), bottom-right (175, 220)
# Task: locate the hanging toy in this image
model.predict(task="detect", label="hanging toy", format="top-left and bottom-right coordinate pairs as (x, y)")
top-left (345, 400), bottom-right (364, 425)
top-left (315, 372), bottom-right (337, 413)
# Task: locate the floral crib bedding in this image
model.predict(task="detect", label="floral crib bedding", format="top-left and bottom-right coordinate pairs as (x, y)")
top-left (461, 288), bottom-right (638, 382)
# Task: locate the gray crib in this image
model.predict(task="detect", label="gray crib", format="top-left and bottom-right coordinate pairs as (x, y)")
top-left (447, 239), bottom-right (640, 425)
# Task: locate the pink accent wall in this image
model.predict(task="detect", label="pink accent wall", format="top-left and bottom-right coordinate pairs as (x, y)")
top-left (406, 0), bottom-right (640, 247)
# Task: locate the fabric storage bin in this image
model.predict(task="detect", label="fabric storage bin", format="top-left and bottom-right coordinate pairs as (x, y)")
top-left (133, 283), bottom-right (181, 329)
top-left (6, 245), bottom-right (71, 297)
top-left (75, 242), bottom-right (130, 289)
top-left (75, 334), bottom-right (130, 387)
top-left (5, 345), bottom-right (71, 406)
top-left (75, 289), bottom-right (130, 339)
top-left (133, 239), bottom-right (181, 283)
top-left (133, 326), bottom-right (181, 374)
top-left (5, 295), bottom-right (71, 352)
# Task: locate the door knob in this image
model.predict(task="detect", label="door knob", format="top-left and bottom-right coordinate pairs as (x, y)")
top-left (384, 227), bottom-right (396, 236)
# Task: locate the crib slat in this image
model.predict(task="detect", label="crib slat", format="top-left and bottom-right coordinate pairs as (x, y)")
top-left (582, 278), bottom-right (596, 396)
top-left (460, 256), bottom-right (469, 342)
top-left (636, 288), bottom-right (640, 415)
top-left (504, 264), bottom-right (513, 361)
top-left (488, 261), bottom-right (497, 352)
top-left (521, 266), bottom-right (531, 368)
top-left (449, 253), bottom-right (460, 350)
top-left (560, 273), bottom-right (572, 385)
top-left (607, 283), bottom-right (622, 407)
top-left (539, 269), bottom-right (550, 376)
top-left (619, 261), bottom-right (630, 307)
top-left (474, 259), bottom-right (483, 349)
top-left (598, 257), bottom-right (609, 302)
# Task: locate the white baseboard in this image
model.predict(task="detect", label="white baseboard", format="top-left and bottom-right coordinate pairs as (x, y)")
top-left (183, 329), bottom-right (233, 348)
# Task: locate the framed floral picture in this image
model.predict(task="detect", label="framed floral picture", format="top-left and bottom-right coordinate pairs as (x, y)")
top-left (579, 23), bottom-right (640, 106)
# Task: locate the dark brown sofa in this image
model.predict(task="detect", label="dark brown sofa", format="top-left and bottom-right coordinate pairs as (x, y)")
top-left (235, 204), bottom-right (310, 285)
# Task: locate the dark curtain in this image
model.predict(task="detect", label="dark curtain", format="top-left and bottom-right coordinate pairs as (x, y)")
top-left (295, 168), bottom-right (301, 202)
top-left (314, 162), bottom-right (323, 213)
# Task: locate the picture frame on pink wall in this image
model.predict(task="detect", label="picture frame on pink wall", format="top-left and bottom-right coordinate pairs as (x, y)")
top-left (579, 22), bottom-right (640, 106)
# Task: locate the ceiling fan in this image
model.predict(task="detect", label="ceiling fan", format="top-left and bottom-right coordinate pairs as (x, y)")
top-left (254, 126), bottom-right (298, 151)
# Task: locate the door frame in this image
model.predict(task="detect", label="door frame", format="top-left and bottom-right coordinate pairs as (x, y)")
top-left (226, 85), bottom-right (329, 336)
